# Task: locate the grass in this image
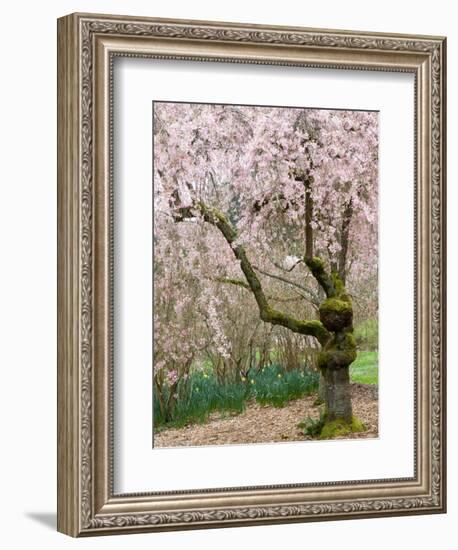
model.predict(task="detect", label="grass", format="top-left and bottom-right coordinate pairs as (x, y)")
top-left (350, 351), bottom-right (379, 385)
top-left (354, 319), bottom-right (378, 351)
top-left (154, 364), bottom-right (319, 430)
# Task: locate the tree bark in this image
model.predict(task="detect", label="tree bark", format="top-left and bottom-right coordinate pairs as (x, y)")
top-left (316, 372), bottom-right (326, 404)
top-left (315, 270), bottom-right (357, 427)
top-left (304, 179), bottom-right (314, 261)
top-left (338, 199), bottom-right (353, 285)
top-left (321, 366), bottom-right (352, 422)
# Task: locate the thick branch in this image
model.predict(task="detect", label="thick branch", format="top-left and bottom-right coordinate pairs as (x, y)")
top-left (261, 312), bottom-right (329, 345)
top-left (304, 179), bottom-right (314, 261)
top-left (292, 169), bottom-right (314, 261)
top-left (176, 202), bottom-right (329, 345)
top-left (291, 172), bottom-right (340, 299)
top-left (296, 178), bottom-right (346, 299)
top-left (338, 198), bottom-right (353, 285)
top-left (213, 277), bottom-right (250, 290)
top-left (291, 164), bottom-right (350, 306)
top-left (304, 256), bottom-right (337, 298)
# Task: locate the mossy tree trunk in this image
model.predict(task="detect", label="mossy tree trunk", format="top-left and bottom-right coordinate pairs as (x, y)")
top-left (174, 198), bottom-right (363, 438)
top-left (321, 367), bottom-right (352, 422)
top-left (306, 257), bottom-right (357, 430)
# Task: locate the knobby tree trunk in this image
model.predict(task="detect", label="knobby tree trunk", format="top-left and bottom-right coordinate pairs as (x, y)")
top-left (314, 270), bottom-right (355, 417)
top-left (300, 258), bottom-right (362, 435)
top-left (174, 201), bottom-right (364, 438)
top-left (300, 177), bottom-right (360, 435)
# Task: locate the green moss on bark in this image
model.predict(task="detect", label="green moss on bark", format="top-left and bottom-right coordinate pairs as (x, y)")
top-left (319, 416), bottom-right (366, 439)
top-left (319, 297), bottom-right (353, 332)
top-left (305, 256), bottom-right (337, 297)
top-left (306, 256), bottom-right (326, 271)
top-left (316, 331), bottom-right (357, 370)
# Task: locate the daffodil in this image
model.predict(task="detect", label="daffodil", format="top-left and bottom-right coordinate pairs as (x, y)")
top-left (277, 373), bottom-right (282, 378)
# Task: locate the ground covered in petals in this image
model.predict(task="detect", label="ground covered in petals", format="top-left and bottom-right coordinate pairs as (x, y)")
top-left (154, 383), bottom-right (378, 448)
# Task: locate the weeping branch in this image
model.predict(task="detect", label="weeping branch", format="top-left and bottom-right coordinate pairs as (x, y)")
top-left (213, 276), bottom-right (250, 290)
top-left (293, 173), bottom-right (339, 299)
top-left (213, 276), bottom-right (318, 306)
top-left (252, 265), bottom-right (320, 307)
top-left (269, 257), bottom-right (303, 273)
top-left (251, 192), bottom-right (293, 214)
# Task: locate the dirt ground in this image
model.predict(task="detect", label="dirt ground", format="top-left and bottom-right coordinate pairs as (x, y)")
top-left (154, 383), bottom-right (378, 448)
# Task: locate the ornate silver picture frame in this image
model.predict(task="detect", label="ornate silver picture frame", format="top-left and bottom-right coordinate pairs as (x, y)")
top-left (57, 12), bottom-right (446, 536)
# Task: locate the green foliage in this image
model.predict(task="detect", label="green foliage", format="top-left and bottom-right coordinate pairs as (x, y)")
top-left (154, 374), bottom-right (246, 430)
top-left (350, 351), bottom-right (378, 384)
top-left (154, 364), bottom-right (319, 430)
top-left (251, 364), bottom-right (319, 408)
top-left (354, 318), bottom-right (378, 351)
top-left (299, 411), bottom-right (365, 440)
top-left (298, 410), bottom-right (326, 437)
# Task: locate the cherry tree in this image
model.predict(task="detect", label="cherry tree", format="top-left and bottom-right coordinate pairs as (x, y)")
top-left (154, 102), bottom-right (378, 436)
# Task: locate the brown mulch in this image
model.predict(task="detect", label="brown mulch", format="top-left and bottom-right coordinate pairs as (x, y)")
top-left (154, 383), bottom-right (378, 448)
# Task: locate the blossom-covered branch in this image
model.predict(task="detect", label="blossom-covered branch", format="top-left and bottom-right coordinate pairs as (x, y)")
top-left (176, 202), bottom-right (330, 346)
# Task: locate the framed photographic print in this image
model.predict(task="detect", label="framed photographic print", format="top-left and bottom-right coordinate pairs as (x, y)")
top-left (57, 13), bottom-right (446, 536)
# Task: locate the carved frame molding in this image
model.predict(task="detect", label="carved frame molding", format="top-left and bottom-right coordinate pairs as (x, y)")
top-left (57, 13), bottom-right (446, 536)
